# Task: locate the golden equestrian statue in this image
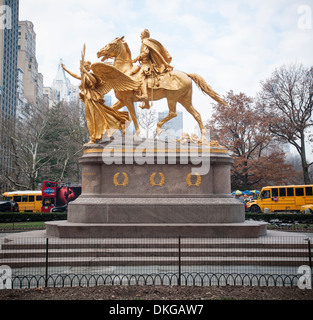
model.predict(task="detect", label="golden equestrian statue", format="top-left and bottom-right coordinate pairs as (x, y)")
top-left (63, 30), bottom-right (227, 145)
top-left (95, 29), bottom-right (228, 144)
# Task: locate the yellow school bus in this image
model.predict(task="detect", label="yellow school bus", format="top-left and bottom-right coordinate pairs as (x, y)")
top-left (2, 191), bottom-right (43, 213)
top-left (247, 185), bottom-right (313, 213)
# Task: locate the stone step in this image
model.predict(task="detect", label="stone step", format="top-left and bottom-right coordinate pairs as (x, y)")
top-left (1, 235), bottom-right (309, 248)
top-left (1, 242), bottom-right (309, 250)
top-left (1, 236), bottom-right (311, 268)
top-left (2, 256), bottom-right (309, 268)
top-left (0, 247), bottom-right (309, 258)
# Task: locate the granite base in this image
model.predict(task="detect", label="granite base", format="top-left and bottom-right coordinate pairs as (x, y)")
top-left (45, 220), bottom-right (267, 238)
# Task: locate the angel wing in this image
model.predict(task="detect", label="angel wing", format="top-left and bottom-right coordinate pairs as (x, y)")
top-left (91, 62), bottom-right (141, 95)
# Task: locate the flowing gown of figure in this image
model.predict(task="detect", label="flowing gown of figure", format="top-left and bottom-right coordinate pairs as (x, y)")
top-left (79, 70), bottom-right (130, 143)
top-left (63, 62), bottom-right (130, 144)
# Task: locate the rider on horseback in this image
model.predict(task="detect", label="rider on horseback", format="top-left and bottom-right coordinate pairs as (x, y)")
top-left (133, 29), bottom-right (173, 109)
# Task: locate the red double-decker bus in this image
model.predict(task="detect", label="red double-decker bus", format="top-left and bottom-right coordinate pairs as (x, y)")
top-left (41, 181), bottom-right (81, 212)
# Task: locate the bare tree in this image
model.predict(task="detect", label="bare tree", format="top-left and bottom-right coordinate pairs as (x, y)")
top-left (40, 101), bottom-right (87, 184)
top-left (0, 99), bottom-right (88, 191)
top-left (1, 100), bottom-right (53, 190)
top-left (258, 63), bottom-right (313, 184)
top-left (138, 108), bottom-right (157, 138)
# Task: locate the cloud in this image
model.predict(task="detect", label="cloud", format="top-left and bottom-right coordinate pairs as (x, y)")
top-left (19, 0), bottom-right (139, 85)
top-left (18, 0), bottom-right (313, 132)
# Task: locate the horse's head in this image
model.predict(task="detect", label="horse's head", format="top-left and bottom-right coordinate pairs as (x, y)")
top-left (97, 36), bottom-right (125, 62)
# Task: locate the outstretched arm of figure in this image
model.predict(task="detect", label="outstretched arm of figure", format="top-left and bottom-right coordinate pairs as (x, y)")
top-left (61, 64), bottom-right (81, 80)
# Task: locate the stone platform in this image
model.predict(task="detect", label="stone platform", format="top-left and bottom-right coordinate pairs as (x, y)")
top-left (45, 221), bottom-right (266, 238)
top-left (45, 137), bottom-right (267, 238)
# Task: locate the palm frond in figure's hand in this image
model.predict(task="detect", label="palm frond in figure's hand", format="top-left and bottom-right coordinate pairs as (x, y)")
top-left (80, 43), bottom-right (87, 73)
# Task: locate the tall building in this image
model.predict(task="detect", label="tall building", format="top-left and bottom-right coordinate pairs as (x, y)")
top-left (0, 0), bottom-right (19, 120)
top-left (43, 86), bottom-right (58, 107)
top-left (50, 59), bottom-right (79, 104)
top-left (0, 0), bottom-right (19, 193)
top-left (16, 67), bottom-right (27, 114)
top-left (17, 20), bottom-right (43, 107)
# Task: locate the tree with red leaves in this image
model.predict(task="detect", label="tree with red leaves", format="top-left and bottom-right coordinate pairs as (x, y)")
top-left (207, 90), bottom-right (297, 190)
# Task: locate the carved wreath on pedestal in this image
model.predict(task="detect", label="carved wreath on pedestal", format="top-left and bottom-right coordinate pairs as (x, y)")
top-left (113, 172), bottom-right (202, 187)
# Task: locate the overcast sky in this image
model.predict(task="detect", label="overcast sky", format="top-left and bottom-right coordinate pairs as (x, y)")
top-left (19, 0), bottom-right (313, 133)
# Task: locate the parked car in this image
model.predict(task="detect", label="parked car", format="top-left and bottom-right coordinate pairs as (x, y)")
top-left (0, 201), bottom-right (19, 212)
top-left (50, 204), bottom-right (67, 213)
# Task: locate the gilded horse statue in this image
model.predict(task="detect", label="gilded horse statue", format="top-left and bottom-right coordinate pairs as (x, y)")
top-left (93, 36), bottom-right (228, 143)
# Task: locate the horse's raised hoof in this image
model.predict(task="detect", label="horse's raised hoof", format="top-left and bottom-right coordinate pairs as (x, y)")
top-left (134, 129), bottom-right (141, 137)
top-left (198, 136), bottom-right (208, 145)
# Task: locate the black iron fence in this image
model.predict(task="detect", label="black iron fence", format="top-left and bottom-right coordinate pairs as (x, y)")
top-left (0, 235), bottom-right (312, 289)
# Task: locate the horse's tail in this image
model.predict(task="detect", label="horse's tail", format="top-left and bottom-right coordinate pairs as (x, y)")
top-left (186, 73), bottom-right (228, 106)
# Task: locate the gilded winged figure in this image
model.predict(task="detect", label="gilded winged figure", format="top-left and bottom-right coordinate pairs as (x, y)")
top-left (62, 45), bottom-right (140, 144)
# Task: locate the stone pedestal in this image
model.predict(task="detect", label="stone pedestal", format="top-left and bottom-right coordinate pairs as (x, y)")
top-left (46, 137), bottom-right (267, 238)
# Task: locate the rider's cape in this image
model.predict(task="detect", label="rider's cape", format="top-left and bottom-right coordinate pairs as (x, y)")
top-left (142, 38), bottom-right (173, 74)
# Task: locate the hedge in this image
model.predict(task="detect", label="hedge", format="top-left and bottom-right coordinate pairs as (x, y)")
top-left (0, 212), bottom-right (67, 223)
top-left (246, 212), bottom-right (313, 224)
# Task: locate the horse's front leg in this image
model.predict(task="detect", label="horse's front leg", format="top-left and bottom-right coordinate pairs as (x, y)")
top-left (112, 100), bottom-right (125, 111)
